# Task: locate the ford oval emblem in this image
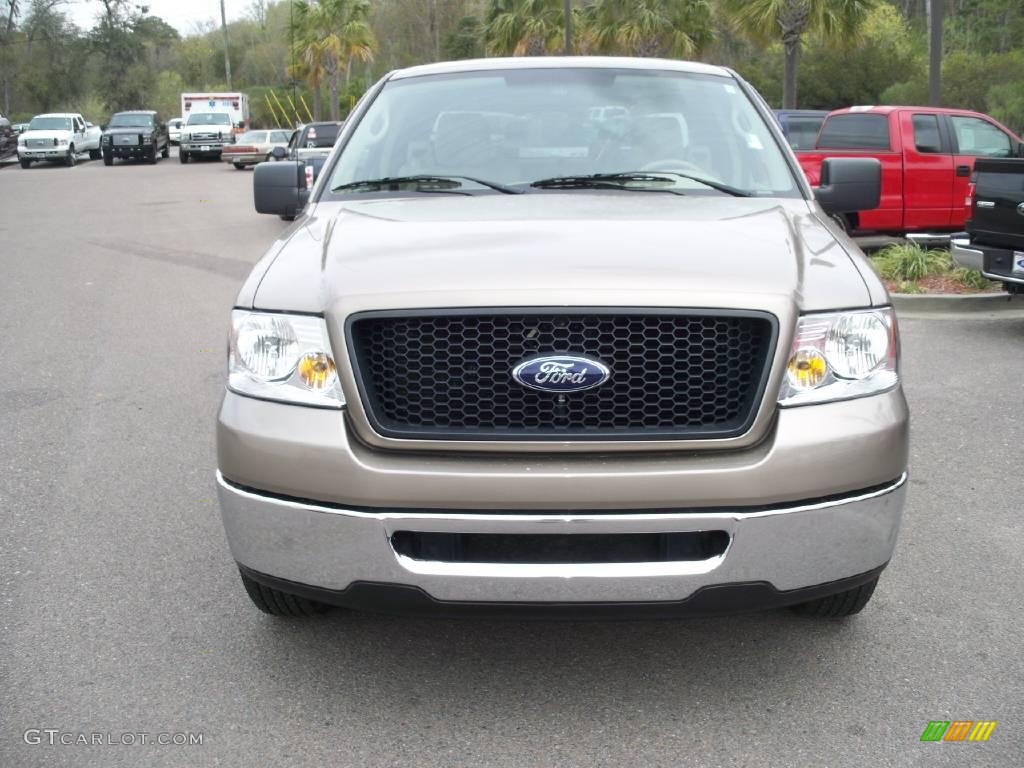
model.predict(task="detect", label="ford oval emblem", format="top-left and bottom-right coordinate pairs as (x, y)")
top-left (512, 355), bottom-right (611, 393)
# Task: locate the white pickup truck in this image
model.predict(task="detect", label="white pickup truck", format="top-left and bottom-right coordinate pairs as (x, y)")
top-left (17, 113), bottom-right (102, 168)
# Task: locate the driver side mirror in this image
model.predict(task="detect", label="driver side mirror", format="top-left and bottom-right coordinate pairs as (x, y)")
top-left (254, 160), bottom-right (308, 217)
top-left (814, 157), bottom-right (881, 215)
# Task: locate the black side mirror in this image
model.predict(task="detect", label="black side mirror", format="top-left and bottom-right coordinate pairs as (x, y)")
top-left (1015, 142), bottom-right (1024, 158)
top-left (270, 145), bottom-right (286, 160)
top-left (814, 157), bottom-right (881, 215)
top-left (254, 161), bottom-right (308, 217)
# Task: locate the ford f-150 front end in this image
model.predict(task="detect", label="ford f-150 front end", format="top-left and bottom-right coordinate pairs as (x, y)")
top-left (219, 57), bottom-right (907, 621)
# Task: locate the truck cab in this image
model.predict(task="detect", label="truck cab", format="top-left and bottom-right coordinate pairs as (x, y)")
top-left (797, 106), bottom-right (1023, 235)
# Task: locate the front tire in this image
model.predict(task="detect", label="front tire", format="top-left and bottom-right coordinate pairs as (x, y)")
top-left (89, 147), bottom-right (102, 160)
top-left (161, 142), bottom-right (170, 159)
top-left (791, 576), bottom-right (879, 618)
top-left (103, 151), bottom-right (113, 166)
top-left (232, 161), bottom-right (245, 170)
top-left (179, 150), bottom-right (189, 164)
top-left (20, 158), bottom-right (31, 169)
top-left (65, 145), bottom-right (76, 167)
top-left (147, 146), bottom-right (158, 165)
top-left (239, 570), bottom-right (330, 617)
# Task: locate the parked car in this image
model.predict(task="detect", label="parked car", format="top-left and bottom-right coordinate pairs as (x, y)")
top-left (797, 105), bottom-right (1024, 236)
top-left (101, 110), bottom-right (170, 165)
top-left (179, 112), bottom-right (235, 163)
top-left (952, 157), bottom-right (1024, 295)
top-left (0, 115), bottom-right (14, 160)
top-left (16, 113), bottom-right (102, 168)
top-left (167, 117), bottom-right (184, 144)
top-left (12, 122), bottom-right (30, 135)
top-left (221, 129), bottom-right (293, 169)
top-left (774, 109), bottom-right (829, 151)
top-left (227, 57), bottom-right (905, 621)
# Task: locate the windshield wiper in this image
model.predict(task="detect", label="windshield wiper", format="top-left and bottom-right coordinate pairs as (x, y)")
top-left (332, 175), bottom-right (522, 195)
top-left (530, 172), bottom-right (751, 197)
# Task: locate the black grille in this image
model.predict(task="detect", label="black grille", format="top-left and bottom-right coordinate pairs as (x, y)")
top-left (347, 310), bottom-right (776, 441)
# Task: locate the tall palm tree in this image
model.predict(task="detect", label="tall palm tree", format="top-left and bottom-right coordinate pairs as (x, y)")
top-left (486, 0), bottom-right (567, 56)
top-left (291, 0), bottom-right (376, 121)
top-left (725, 0), bottom-right (875, 109)
top-left (587, 0), bottom-right (713, 58)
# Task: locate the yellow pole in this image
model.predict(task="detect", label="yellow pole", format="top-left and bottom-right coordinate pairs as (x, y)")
top-left (264, 94), bottom-right (283, 128)
top-left (284, 93), bottom-right (303, 125)
top-left (272, 91), bottom-right (295, 126)
top-left (298, 94), bottom-right (314, 123)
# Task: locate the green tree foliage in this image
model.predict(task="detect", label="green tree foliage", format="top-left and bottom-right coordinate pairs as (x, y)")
top-left (3, 0), bottom-right (1024, 132)
top-left (290, 0), bottom-right (376, 121)
top-left (724, 0), bottom-right (877, 108)
top-left (585, 0), bottom-right (713, 58)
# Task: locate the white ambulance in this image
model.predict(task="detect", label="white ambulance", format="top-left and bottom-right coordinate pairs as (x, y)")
top-left (180, 93), bottom-right (250, 133)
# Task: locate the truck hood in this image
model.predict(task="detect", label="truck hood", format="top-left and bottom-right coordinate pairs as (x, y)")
top-left (250, 193), bottom-right (876, 314)
top-left (20, 129), bottom-right (72, 141)
top-left (104, 126), bottom-right (154, 135)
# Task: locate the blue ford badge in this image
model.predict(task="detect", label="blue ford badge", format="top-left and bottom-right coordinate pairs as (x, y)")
top-left (512, 355), bottom-right (611, 393)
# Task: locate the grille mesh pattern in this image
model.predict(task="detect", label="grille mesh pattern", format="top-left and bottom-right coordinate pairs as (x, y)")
top-left (349, 312), bottom-right (774, 440)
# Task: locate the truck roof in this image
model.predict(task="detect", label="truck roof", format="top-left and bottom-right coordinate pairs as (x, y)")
top-left (830, 105), bottom-right (998, 117)
top-left (391, 56), bottom-right (732, 81)
top-left (34, 112), bottom-right (80, 118)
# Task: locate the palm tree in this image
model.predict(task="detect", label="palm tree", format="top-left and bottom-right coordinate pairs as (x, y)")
top-left (587, 0), bottom-right (714, 59)
top-left (486, 0), bottom-right (567, 56)
top-left (291, 0), bottom-right (376, 121)
top-left (725, 0), bottom-right (875, 109)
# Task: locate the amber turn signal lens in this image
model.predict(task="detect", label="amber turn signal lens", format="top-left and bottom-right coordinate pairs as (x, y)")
top-left (786, 348), bottom-right (828, 389)
top-left (297, 352), bottom-right (337, 391)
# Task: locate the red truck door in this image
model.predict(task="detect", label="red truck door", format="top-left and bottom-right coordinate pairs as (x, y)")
top-left (900, 111), bottom-right (954, 231)
top-left (946, 114), bottom-right (1018, 228)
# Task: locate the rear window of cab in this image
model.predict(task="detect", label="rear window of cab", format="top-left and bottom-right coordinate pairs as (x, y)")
top-left (816, 114), bottom-right (891, 151)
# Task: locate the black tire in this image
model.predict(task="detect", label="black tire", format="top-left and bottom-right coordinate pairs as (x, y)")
top-left (239, 570), bottom-right (330, 617)
top-left (179, 150), bottom-right (188, 164)
top-left (102, 151), bottom-right (113, 166)
top-left (89, 147), bottom-right (102, 160)
top-left (279, 214), bottom-right (296, 222)
top-left (19, 158), bottom-right (31, 169)
top-left (147, 146), bottom-right (158, 165)
top-left (65, 145), bottom-right (76, 167)
top-left (161, 142), bottom-right (170, 159)
top-left (233, 162), bottom-right (245, 170)
top-left (791, 576), bottom-right (879, 618)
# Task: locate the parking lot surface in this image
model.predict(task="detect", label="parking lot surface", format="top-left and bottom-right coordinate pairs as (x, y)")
top-left (1, 155), bottom-right (1022, 767)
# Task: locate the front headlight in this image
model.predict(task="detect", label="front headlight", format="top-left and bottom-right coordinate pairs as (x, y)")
top-left (778, 308), bottom-right (898, 406)
top-left (228, 310), bottom-right (344, 408)
top-left (57, 138), bottom-right (68, 146)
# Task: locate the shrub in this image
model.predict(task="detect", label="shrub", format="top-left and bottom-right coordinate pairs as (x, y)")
top-left (871, 244), bottom-right (950, 281)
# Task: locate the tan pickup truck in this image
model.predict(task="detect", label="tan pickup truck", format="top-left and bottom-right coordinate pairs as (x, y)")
top-left (220, 57), bottom-right (907, 622)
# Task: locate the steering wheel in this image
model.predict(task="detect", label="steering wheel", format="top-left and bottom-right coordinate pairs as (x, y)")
top-left (641, 159), bottom-right (706, 175)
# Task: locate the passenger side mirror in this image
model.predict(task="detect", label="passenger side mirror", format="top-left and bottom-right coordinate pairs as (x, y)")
top-left (1015, 141), bottom-right (1024, 158)
top-left (814, 157), bottom-right (881, 215)
top-left (270, 146), bottom-right (286, 160)
top-left (254, 160), bottom-right (308, 217)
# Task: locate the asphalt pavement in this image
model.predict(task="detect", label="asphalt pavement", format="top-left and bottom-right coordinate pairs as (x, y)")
top-left (1, 152), bottom-right (1022, 768)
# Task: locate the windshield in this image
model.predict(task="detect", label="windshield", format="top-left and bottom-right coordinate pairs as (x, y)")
top-left (109, 114), bottom-right (154, 128)
top-left (329, 68), bottom-right (798, 197)
top-left (28, 116), bottom-right (72, 131)
top-left (187, 113), bottom-right (231, 126)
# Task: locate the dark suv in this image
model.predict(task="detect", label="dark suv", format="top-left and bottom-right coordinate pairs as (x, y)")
top-left (101, 110), bottom-right (170, 165)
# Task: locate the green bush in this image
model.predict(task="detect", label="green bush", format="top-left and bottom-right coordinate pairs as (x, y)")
top-left (951, 267), bottom-right (995, 291)
top-left (871, 244), bottom-right (950, 281)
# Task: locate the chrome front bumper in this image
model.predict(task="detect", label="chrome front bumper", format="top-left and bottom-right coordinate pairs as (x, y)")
top-left (217, 472), bottom-right (906, 605)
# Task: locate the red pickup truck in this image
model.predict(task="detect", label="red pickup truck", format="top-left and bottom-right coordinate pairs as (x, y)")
top-left (797, 106), bottom-right (1023, 235)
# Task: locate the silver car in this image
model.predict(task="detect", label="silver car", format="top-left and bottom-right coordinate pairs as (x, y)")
top-left (223, 57), bottom-right (906, 621)
top-left (222, 129), bottom-right (293, 169)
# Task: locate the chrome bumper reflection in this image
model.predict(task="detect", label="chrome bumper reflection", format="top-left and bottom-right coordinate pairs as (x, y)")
top-left (217, 472), bottom-right (907, 604)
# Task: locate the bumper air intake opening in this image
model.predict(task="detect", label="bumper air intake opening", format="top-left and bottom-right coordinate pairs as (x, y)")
top-left (390, 530), bottom-right (730, 565)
